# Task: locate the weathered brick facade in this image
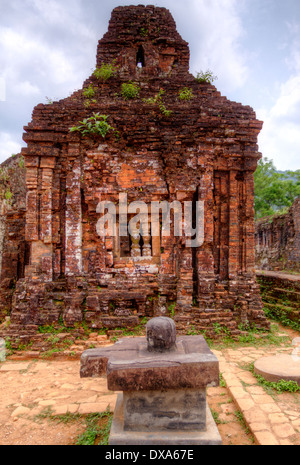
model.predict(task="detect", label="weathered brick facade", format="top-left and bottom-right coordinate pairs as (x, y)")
top-left (0, 5), bottom-right (269, 339)
top-left (255, 197), bottom-right (300, 272)
top-left (0, 155), bottom-right (27, 323)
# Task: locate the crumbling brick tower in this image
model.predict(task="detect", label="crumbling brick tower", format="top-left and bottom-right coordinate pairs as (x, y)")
top-left (2, 5), bottom-right (269, 338)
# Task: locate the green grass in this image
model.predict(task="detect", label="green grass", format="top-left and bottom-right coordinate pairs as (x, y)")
top-left (234, 410), bottom-right (251, 436)
top-left (263, 306), bottom-right (300, 332)
top-left (210, 408), bottom-right (227, 425)
top-left (35, 406), bottom-right (113, 445)
top-left (75, 409), bottom-right (113, 445)
top-left (209, 322), bottom-right (291, 350)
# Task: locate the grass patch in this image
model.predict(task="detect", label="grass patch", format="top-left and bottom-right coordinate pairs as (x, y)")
top-left (219, 372), bottom-right (226, 387)
top-left (263, 306), bottom-right (300, 332)
top-left (210, 408), bottom-right (227, 425)
top-left (210, 322), bottom-right (291, 350)
top-left (234, 410), bottom-right (251, 436)
top-left (35, 406), bottom-right (113, 445)
top-left (75, 408), bottom-right (113, 445)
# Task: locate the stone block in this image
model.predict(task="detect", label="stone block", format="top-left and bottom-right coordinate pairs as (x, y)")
top-left (123, 388), bottom-right (207, 432)
top-left (109, 394), bottom-right (222, 445)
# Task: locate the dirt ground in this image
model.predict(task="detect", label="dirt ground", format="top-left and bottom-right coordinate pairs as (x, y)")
top-left (0, 323), bottom-right (299, 446)
top-left (0, 358), bottom-right (255, 446)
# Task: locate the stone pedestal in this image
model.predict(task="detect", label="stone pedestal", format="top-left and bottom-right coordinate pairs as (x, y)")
top-left (80, 317), bottom-right (222, 445)
top-left (110, 394), bottom-right (222, 445)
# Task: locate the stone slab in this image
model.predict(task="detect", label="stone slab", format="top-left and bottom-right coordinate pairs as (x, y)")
top-left (81, 335), bottom-right (219, 391)
top-left (109, 393), bottom-right (222, 445)
top-left (254, 354), bottom-right (300, 386)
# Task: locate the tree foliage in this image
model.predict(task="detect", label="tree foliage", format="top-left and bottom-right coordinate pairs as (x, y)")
top-left (254, 157), bottom-right (300, 219)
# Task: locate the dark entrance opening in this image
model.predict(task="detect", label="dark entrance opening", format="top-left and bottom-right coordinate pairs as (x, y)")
top-left (136, 45), bottom-right (145, 68)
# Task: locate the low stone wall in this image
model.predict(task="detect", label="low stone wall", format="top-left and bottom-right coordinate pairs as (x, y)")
top-left (256, 271), bottom-right (300, 327)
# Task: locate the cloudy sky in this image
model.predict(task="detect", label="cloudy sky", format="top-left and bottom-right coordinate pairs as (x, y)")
top-left (0, 0), bottom-right (299, 170)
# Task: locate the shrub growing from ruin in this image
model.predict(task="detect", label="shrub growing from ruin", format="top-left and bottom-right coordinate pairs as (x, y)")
top-left (178, 87), bottom-right (194, 101)
top-left (195, 70), bottom-right (217, 84)
top-left (93, 62), bottom-right (118, 81)
top-left (121, 82), bottom-right (140, 100)
top-left (70, 113), bottom-right (116, 138)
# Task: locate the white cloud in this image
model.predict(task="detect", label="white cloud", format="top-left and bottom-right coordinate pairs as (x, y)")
top-left (269, 75), bottom-right (300, 120)
top-left (285, 21), bottom-right (300, 71)
top-left (0, 132), bottom-right (22, 159)
top-left (172, 0), bottom-right (249, 92)
top-left (257, 74), bottom-right (300, 171)
top-left (17, 81), bottom-right (40, 97)
top-left (258, 115), bottom-right (300, 171)
top-left (257, 19), bottom-right (300, 172)
top-left (0, 27), bottom-right (78, 88)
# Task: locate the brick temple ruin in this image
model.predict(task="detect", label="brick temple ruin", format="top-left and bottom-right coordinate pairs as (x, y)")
top-left (255, 197), bottom-right (300, 273)
top-left (0, 5), bottom-right (270, 340)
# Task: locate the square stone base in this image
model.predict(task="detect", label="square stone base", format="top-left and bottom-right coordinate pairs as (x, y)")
top-left (109, 393), bottom-right (222, 445)
top-left (123, 388), bottom-right (207, 432)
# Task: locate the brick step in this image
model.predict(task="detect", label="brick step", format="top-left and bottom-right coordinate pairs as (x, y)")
top-left (268, 287), bottom-right (300, 301)
top-left (263, 302), bottom-right (298, 313)
top-left (262, 297), bottom-right (299, 311)
top-left (262, 292), bottom-right (299, 307)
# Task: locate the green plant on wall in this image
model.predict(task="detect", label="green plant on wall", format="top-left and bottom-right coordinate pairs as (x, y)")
top-left (195, 70), bottom-right (218, 84)
top-left (168, 302), bottom-right (176, 319)
top-left (178, 87), bottom-right (194, 101)
top-left (83, 84), bottom-right (97, 107)
top-left (121, 82), bottom-right (140, 100)
top-left (140, 27), bottom-right (148, 37)
top-left (5, 189), bottom-right (13, 201)
top-left (93, 61), bottom-right (119, 81)
top-left (69, 113), bottom-right (116, 138)
top-left (143, 88), bottom-right (172, 117)
top-left (83, 84), bottom-right (96, 99)
top-left (18, 156), bottom-right (25, 168)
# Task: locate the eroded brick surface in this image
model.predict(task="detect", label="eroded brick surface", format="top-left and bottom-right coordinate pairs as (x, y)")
top-left (255, 197), bottom-right (300, 273)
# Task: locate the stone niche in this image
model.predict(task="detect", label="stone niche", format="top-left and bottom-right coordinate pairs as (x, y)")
top-left (0, 5), bottom-right (270, 338)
